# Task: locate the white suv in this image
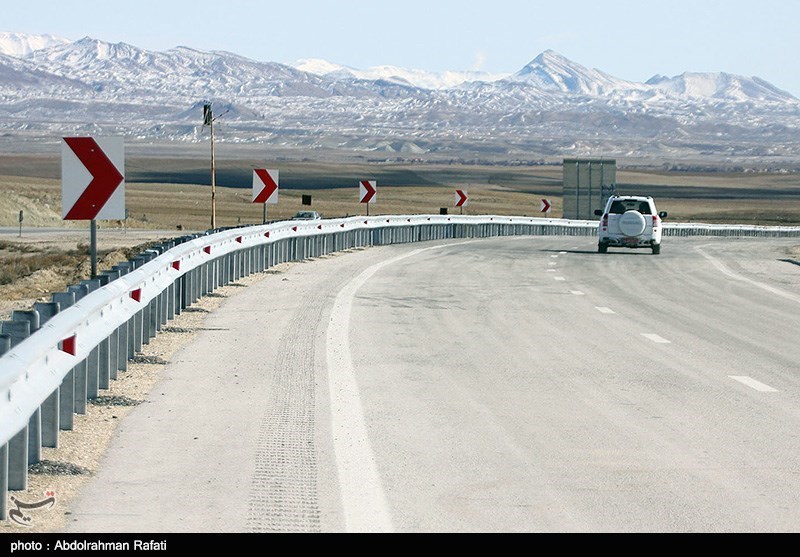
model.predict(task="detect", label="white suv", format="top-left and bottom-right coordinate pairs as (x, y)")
top-left (595, 196), bottom-right (668, 255)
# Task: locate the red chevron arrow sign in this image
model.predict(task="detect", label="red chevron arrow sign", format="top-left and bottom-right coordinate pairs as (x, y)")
top-left (62, 137), bottom-right (125, 220)
top-left (455, 189), bottom-right (468, 207)
top-left (540, 199), bottom-right (553, 214)
top-left (359, 180), bottom-right (377, 204)
top-left (253, 169), bottom-right (279, 204)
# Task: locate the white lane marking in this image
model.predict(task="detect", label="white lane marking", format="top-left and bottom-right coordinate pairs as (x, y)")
top-left (571, 291), bottom-right (585, 296)
top-left (326, 240), bottom-right (477, 532)
top-left (642, 333), bottom-right (671, 344)
top-left (549, 262), bottom-right (558, 267)
top-left (555, 277), bottom-right (566, 281)
top-left (551, 255), bottom-right (559, 259)
top-left (559, 251), bottom-right (568, 255)
top-left (546, 269), bottom-right (557, 273)
top-left (729, 376), bottom-right (779, 393)
top-left (696, 247), bottom-right (800, 306)
top-left (595, 307), bottom-right (616, 314)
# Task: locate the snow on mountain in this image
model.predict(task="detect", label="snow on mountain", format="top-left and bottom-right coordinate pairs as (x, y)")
top-left (27, 37), bottom-right (330, 99)
top-left (0, 32), bottom-right (70, 58)
top-left (507, 50), bottom-right (648, 97)
top-left (646, 72), bottom-right (796, 103)
top-left (0, 33), bottom-right (799, 162)
top-left (295, 58), bottom-right (506, 89)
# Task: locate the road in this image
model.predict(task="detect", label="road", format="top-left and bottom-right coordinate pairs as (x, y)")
top-left (65, 236), bottom-right (800, 532)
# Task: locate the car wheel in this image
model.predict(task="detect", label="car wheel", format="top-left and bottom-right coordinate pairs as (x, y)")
top-left (598, 243), bottom-right (608, 254)
top-left (652, 244), bottom-right (661, 255)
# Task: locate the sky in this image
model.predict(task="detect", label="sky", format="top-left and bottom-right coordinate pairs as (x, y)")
top-left (4, 0), bottom-right (800, 96)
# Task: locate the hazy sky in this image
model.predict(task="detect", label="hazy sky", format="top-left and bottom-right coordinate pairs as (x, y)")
top-left (5, 0), bottom-right (800, 95)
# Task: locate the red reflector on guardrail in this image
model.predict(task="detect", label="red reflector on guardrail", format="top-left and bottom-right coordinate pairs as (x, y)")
top-left (172, 261), bottom-right (181, 271)
top-left (264, 232), bottom-right (270, 238)
top-left (236, 236), bottom-right (243, 244)
top-left (317, 225), bottom-right (322, 230)
top-left (59, 335), bottom-right (77, 356)
top-left (204, 246), bottom-right (212, 254)
top-left (292, 227), bottom-right (298, 232)
top-left (130, 289), bottom-right (142, 303)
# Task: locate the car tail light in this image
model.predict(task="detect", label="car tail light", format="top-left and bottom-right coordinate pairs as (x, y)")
top-left (601, 214), bottom-right (608, 230)
top-left (652, 214), bottom-right (660, 229)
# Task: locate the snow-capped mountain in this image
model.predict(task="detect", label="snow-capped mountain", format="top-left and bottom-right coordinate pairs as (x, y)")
top-left (0, 33), bottom-right (798, 164)
top-left (295, 58), bottom-right (506, 89)
top-left (0, 32), bottom-right (70, 58)
top-left (508, 50), bottom-right (647, 97)
top-left (646, 72), bottom-right (796, 103)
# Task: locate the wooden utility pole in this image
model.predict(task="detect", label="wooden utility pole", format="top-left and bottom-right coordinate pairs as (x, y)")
top-left (204, 102), bottom-right (224, 230)
top-left (210, 114), bottom-right (216, 229)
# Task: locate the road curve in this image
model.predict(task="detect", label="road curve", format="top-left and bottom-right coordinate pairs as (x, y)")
top-left (66, 236), bottom-right (800, 532)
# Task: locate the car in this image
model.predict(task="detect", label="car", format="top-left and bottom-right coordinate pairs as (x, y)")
top-left (594, 196), bottom-right (668, 255)
top-left (293, 211), bottom-right (322, 220)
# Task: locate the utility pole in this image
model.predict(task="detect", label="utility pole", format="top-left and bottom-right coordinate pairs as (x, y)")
top-left (203, 102), bottom-right (217, 230)
top-left (203, 103), bottom-right (228, 230)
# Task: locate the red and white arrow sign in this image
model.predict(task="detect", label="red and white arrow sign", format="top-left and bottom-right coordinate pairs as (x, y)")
top-left (253, 169), bottom-right (279, 204)
top-left (455, 189), bottom-right (468, 207)
top-left (62, 137), bottom-right (125, 220)
top-left (540, 199), bottom-right (553, 214)
top-left (359, 180), bottom-right (376, 204)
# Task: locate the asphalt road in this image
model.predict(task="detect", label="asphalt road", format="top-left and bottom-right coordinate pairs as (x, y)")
top-left (66, 235), bottom-right (800, 532)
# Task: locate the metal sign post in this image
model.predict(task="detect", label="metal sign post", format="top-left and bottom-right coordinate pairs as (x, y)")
top-left (18, 210), bottom-right (23, 238)
top-left (90, 220), bottom-right (97, 278)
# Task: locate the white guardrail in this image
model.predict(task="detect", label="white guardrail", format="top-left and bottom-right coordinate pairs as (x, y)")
top-left (1, 214), bottom-right (799, 517)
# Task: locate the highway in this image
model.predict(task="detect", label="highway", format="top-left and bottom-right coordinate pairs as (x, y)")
top-left (65, 236), bottom-right (800, 532)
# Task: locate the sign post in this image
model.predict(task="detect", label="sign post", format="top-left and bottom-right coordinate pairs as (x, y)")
top-left (253, 169), bottom-right (279, 224)
top-left (18, 210), bottom-right (23, 238)
top-left (61, 136), bottom-right (125, 279)
top-left (359, 180), bottom-right (376, 216)
top-left (455, 190), bottom-right (468, 215)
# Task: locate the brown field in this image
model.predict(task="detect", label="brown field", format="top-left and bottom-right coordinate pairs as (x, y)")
top-left (1, 154), bottom-right (799, 312)
top-left (1, 155), bottom-right (799, 230)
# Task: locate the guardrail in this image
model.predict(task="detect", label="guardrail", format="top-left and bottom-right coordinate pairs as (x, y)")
top-left (1, 214), bottom-right (799, 519)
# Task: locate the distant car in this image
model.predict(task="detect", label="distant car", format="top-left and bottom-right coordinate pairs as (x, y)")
top-left (594, 196), bottom-right (668, 255)
top-left (293, 211), bottom-right (322, 220)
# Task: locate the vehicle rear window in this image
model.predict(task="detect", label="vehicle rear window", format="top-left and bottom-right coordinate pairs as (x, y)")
top-left (609, 200), bottom-right (651, 214)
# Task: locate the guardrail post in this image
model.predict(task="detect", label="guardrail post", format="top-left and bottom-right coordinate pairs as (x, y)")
top-left (51, 292), bottom-right (76, 430)
top-left (80, 279), bottom-right (103, 400)
top-left (7, 428), bottom-right (27, 491)
top-left (0, 338), bottom-right (10, 513)
top-left (113, 262), bottom-right (135, 364)
top-left (2, 318), bottom-right (36, 470)
top-left (0, 443), bottom-right (7, 520)
top-left (34, 302), bottom-right (61, 448)
top-left (67, 284), bottom-right (90, 414)
top-left (101, 270), bottom-right (123, 380)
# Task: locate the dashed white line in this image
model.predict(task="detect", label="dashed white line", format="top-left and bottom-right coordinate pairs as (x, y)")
top-left (546, 269), bottom-right (557, 273)
top-left (551, 255), bottom-right (559, 259)
top-left (571, 291), bottom-right (585, 296)
top-left (549, 262), bottom-right (558, 267)
top-left (559, 251), bottom-right (568, 255)
top-left (729, 376), bottom-right (779, 393)
top-left (595, 307), bottom-right (616, 314)
top-left (642, 333), bottom-right (671, 344)
top-left (554, 277), bottom-right (566, 282)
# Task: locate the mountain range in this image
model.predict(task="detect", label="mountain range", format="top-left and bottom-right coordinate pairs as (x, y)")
top-left (1, 32), bottom-right (799, 166)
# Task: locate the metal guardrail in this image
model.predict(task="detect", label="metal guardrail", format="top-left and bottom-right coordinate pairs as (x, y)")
top-left (1, 214), bottom-right (799, 519)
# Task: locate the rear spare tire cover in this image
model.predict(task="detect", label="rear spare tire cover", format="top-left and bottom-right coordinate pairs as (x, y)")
top-left (619, 210), bottom-right (647, 237)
